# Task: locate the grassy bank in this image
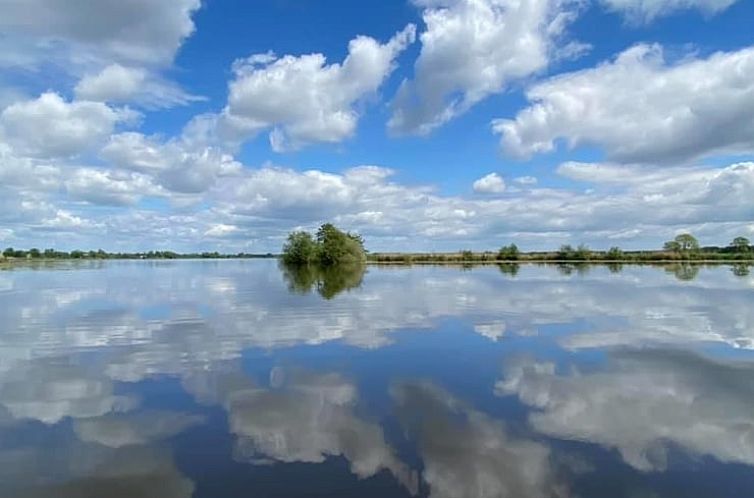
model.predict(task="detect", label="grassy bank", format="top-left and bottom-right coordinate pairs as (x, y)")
top-left (366, 250), bottom-right (754, 265)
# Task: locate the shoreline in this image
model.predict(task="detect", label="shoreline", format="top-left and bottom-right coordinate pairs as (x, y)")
top-left (2, 257), bottom-right (752, 266)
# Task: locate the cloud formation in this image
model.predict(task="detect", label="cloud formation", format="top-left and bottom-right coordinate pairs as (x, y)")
top-left (495, 44), bottom-right (754, 164)
top-left (600, 0), bottom-right (739, 23)
top-left (473, 172), bottom-right (506, 193)
top-left (390, 0), bottom-right (586, 135)
top-left (0, 0), bottom-right (200, 66)
top-left (220, 25), bottom-right (416, 151)
top-left (498, 350), bottom-right (754, 471)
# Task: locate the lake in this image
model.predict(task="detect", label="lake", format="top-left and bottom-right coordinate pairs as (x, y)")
top-left (0, 260), bottom-right (752, 498)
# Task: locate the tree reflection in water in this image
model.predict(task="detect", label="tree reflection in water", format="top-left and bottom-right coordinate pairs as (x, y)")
top-left (280, 262), bottom-right (366, 300)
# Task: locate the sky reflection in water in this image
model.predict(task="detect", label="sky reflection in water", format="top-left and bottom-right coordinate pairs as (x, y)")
top-left (0, 260), bottom-right (753, 498)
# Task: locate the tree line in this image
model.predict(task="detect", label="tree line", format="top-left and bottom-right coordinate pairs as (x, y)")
top-left (1, 248), bottom-right (275, 260)
top-left (368, 233), bottom-right (753, 263)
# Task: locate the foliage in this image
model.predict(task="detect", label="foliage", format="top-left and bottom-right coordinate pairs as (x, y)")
top-left (498, 244), bottom-right (519, 261)
top-left (282, 231), bottom-right (318, 265)
top-left (557, 244), bottom-right (590, 260)
top-left (317, 223), bottom-right (366, 265)
top-left (730, 236), bottom-right (751, 252)
top-left (281, 223), bottom-right (366, 266)
top-left (606, 247), bottom-right (623, 260)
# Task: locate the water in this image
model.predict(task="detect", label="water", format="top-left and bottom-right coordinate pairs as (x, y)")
top-left (0, 260), bottom-right (752, 498)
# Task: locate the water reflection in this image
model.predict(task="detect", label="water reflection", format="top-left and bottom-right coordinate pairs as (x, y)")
top-left (0, 261), bottom-right (752, 497)
top-left (280, 262), bottom-right (366, 299)
top-left (392, 382), bottom-right (567, 498)
top-left (498, 349), bottom-right (754, 471)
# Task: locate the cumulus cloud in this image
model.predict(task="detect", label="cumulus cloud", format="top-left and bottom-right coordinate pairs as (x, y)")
top-left (497, 350), bottom-right (754, 471)
top-left (0, 92), bottom-right (135, 158)
top-left (494, 44), bottom-right (754, 164)
top-left (220, 25), bottom-right (415, 151)
top-left (75, 64), bottom-right (203, 108)
top-left (514, 176), bottom-right (538, 185)
top-left (0, 0), bottom-right (200, 67)
top-left (389, 0), bottom-right (586, 135)
top-left (101, 132), bottom-right (242, 194)
top-left (473, 172), bottom-right (506, 193)
top-left (601, 0), bottom-right (739, 23)
top-left (64, 168), bottom-right (162, 206)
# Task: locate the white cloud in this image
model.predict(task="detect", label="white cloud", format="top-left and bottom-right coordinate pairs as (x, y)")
top-left (0, 92), bottom-right (135, 158)
top-left (473, 172), bottom-right (506, 193)
top-left (601, 0), bottom-right (738, 23)
top-left (221, 25), bottom-right (416, 151)
top-left (0, 0), bottom-right (200, 67)
top-left (101, 132), bottom-right (242, 194)
top-left (75, 64), bottom-right (202, 108)
top-left (514, 176), bottom-right (538, 185)
top-left (65, 168), bottom-right (161, 206)
top-left (389, 0), bottom-right (585, 135)
top-left (495, 44), bottom-right (754, 164)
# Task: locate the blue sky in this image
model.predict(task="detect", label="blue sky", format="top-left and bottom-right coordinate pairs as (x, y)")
top-left (1, 0), bottom-right (753, 252)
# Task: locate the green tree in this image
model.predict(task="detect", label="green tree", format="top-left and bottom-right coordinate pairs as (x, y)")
top-left (606, 247), bottom-right (623, 260)
top-left (557, 245), bottom-right (574, 259)
top-left (663, 240), bottom-right (681, 252)
top-left (498, 243), bottom-right (519, 261)
top-left (730, 236), bottom-right (751, 253)
top-left (573, 244), bottom-right (591, 260)
top-left (316, 223), bottom-right (365, 265)
top-left (663, 234), bottom-right (699, 256)
top-left (282, 231), bottom-right (318, 264)
top-left (29, 248), bottom-right (41, 258)
top-left (674, 233), bottom-right (699, 252)
top-left (3, 247), bottom-right (14, 258)
top-left (282, 224), bottom-right (366, 266)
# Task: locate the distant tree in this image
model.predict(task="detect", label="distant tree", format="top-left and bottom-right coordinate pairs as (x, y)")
top-left (498, 243), bottom-right (519, 261)
top-left (282, 224), bottom-right (365, 266)
top-left (29, 248), bottom-right (41, 258)
top-left (3, 247), bottom-right (14, 258)
top-left (557, 245), bottom-right (574, 259)
top-left (70, 250), bottom-right (85, 259)
top-left (730, 236), bottom-right (751, 253)
top-left (663, 240), bottom-right (681, 252)
top-left (663, 234), bottom-right (699, 255)
top-left (674, 233), bottom-right (699, 252)
top-left (460, 250), bottom-right (474, 261)
top-left (574, 244), bottom-right (591, 260)
top-left (606, 247), bottom-right (623, 260)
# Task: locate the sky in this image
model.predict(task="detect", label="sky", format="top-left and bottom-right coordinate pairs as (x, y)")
top-left (0, 0), bottom-right (753, 253)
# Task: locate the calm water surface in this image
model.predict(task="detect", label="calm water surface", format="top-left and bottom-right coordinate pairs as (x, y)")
top-left (0, 260), bottom-right (753, 498)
